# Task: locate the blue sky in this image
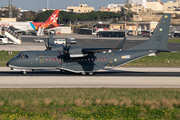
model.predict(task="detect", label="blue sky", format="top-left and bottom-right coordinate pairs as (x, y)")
top-left (0, 0), bottom-right (169, 11)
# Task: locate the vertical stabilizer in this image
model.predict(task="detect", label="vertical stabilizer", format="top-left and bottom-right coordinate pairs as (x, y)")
top-left (128, 13), bottom-right (171, 51)
top-left (45, 9), bottom-right (59, 24)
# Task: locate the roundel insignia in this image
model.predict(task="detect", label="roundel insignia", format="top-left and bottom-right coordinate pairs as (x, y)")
top-left (114, 58), bottom-right (117, 62)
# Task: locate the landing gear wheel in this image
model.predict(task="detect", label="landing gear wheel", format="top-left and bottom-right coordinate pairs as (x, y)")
top-left (22, 71), bottom-right (26, 75)
top-left (81, 72), bottom-right (86, 75)
top-left (88, 72), bottom-right (93, 75)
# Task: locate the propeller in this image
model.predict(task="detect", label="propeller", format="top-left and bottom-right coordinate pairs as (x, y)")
top-left (45, 33), bottom-right (54, 51)
top-left (62, 38), bottom-right (71, 54)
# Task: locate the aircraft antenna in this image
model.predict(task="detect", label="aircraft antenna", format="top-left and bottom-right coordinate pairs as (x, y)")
top-left (47, 0), bottom-right (49, 9)
top-left (9, 0), bottom-right (12, 18)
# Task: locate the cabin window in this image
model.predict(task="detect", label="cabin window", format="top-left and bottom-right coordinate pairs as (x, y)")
top-left (98, 58), bottom-right (100, 61)
top-left (91, 58), bottom-right (94, 61)
top-left (53, 58), bottom-right (56, 61)
top-left (50, 58), bottom-right (52, 61)
top-left (105, 58), bottom-right (107, 61)
top-left (46, 58), bottom-right (48, 61)
top-left (101, 58), bottom-right (104, 61)
top-left (57, 58), bottom-right (59, 61)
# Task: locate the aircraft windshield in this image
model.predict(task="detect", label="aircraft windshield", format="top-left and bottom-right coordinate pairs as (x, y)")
top-left (14, 54), bottom-right (29, 59)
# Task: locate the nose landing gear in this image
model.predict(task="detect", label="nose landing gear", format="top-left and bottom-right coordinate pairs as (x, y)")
top-left (81, 72), bottom-right (93, 75)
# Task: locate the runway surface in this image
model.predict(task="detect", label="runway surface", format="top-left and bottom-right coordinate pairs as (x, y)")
top-left (0, 67), bottom-right (180, 88)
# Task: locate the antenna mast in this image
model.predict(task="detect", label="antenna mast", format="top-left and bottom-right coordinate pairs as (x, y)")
top-left (9, 0), bottom-right (12, 18)
top-left (47, 0), bottom-right (49, 9)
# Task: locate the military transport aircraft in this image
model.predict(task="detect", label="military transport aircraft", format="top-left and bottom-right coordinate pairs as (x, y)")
top-left (7, 13), bottom-right (171, 75)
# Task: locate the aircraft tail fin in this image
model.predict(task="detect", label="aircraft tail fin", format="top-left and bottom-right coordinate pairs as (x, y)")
top-left (128, 13), bottom-right (171, 51)
top-left (45, 9), bottom-right (59, 24)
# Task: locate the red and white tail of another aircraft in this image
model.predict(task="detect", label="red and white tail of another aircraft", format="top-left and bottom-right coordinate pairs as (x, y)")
top-left (30, 9), bottom-right (60, 31)
top-left (0, 9), bottom-right (60, 33)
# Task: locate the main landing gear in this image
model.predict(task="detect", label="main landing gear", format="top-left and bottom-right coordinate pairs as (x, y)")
top-left (81, 72), bottom-right (93, 75)
top-left (21, 71), bottom-right (26, 75)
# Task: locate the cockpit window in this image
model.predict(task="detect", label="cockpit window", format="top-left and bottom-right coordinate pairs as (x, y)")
top-left (14, 54), bottom-right (29, 59)
top-left (14, 54), bottom-right (21, 58)
top-left (21, 54), bottom-right (28, 58)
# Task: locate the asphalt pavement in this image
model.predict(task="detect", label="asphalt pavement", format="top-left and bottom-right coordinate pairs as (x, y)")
top-left (0, 34), bottom-right (177, 51)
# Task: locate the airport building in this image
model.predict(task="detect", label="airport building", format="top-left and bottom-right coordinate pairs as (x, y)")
top-left (67, 4), bottom-right (94, 13)
top-left (0, 18), bottom-right (16, 22)
top-left (94, 21), bottom-right (158, 35)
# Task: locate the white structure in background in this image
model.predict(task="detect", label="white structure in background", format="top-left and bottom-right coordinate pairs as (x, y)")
top-left (52, 27), bottom-right (71, 34)
top-left (100, 3), bottom-right (123, 12)
top-left (5, 31), bottom-right (21, 44)
top-left (39, 9), bottom-right (67, 12)
top-left (131, 0), bottom-right (147, 8)
top-left (107, 3), bottom-right (124, 9)
top-left (0, 26), bottom-right (21, 44)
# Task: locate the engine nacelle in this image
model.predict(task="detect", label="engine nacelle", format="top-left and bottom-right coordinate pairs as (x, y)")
top-left (69, 48), bottom-right (88, 57)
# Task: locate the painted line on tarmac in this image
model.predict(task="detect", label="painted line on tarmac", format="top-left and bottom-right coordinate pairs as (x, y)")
top-left (98, 40), bottom-right (106, 42)
top-left (84, 40), bottom-right (91, 41)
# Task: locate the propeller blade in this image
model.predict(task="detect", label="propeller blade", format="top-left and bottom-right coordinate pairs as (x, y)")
top-left (66, 38), bottom-right (67, 50)
top-left (45, 33), bottom-right (54, 50)
top-left (45, 42), bottom-right (48, 48)
top-left (48, 33), bottom-right (54, 47)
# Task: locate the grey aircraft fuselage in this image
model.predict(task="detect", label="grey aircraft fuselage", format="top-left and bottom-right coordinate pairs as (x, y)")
top-left (7, 50), bottom-right (152, 73)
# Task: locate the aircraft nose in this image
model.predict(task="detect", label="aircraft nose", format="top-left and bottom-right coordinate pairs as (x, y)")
top-left (6, 62), bottom-right (9, 67)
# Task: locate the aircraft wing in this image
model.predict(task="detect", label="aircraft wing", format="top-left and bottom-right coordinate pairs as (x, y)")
top-left (82, 48), bottom-right (117, 53)
top-left (82, 37), bottom-right (127, 53)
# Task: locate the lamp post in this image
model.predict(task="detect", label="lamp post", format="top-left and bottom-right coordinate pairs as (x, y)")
top-left (47, 0), bottom-right (49, 9)
top-left (9, 0), bottom-right (12, 18)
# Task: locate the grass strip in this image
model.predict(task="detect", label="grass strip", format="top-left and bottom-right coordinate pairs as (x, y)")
top-left (0, 88), bottom-right (180, 119)
top-left (0, 51), bottom-right (19, 67)
top-left (122, 52), bottom-right (180, 67)
top-left (168, 39), bottom-right (180, 43)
